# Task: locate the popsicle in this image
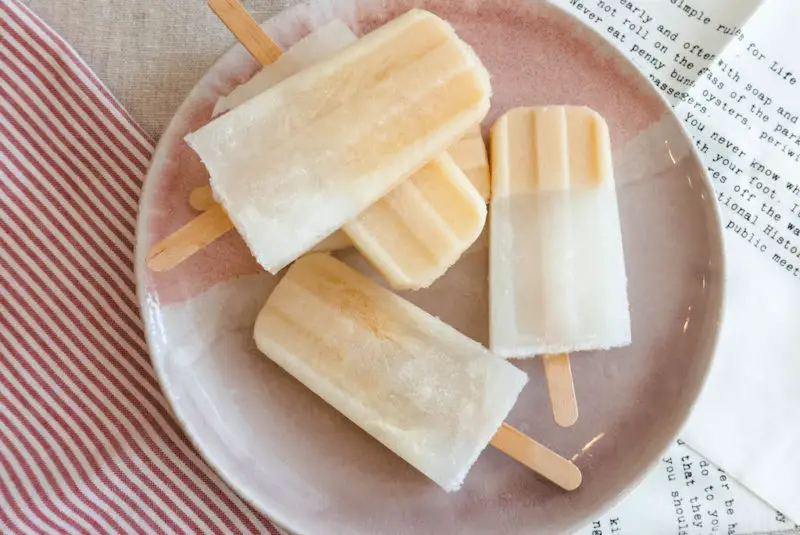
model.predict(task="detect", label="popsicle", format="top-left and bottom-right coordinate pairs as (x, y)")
top-left (254, 253), bottom-right (582, 492)
top-left (489, 106), bottom-right (631, 424)
top-left (209, 21), bottom-right (489, 278)
top-left (342, 154), bottom-right (485, 289)
top-left (147, 4), bottom-right (492, 276)
top-left (183, 9), bottom-right (491, 274)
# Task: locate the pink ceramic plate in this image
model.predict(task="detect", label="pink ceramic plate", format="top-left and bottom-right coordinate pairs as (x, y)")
top-left (135, 1), bottom-right (725, 533)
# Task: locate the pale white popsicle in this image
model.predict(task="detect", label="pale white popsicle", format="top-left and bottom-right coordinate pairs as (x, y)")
top-left (186, 9), bottom-right (492, 274)
top-left (254, 253), bottom-right (528, 492)
top-left (489, 106), bottom-right (631, 357)
top-left (207, 18), bottom-right (488, 284)
top-left (212, 22), bottom-right (490, 201)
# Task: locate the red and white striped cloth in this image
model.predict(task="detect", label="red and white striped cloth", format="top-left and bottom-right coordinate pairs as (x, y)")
top-left (0, 1), bottom-right (283, 532)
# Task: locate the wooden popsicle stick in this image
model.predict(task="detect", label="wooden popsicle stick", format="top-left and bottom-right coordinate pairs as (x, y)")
top-left (491, 423), bottom-right (582, 491)
top-left (542, 353), bottom-right (579, 428)
top-left (207, 0), bottom-right (283, 65)
top-left (146, 204), bottom-right (234, 272)
top-left (189, 185), bottom-right (216, 211)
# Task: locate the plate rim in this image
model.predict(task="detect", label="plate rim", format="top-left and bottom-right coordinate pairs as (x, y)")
top-left (134, 1), bottom-right (728, 533)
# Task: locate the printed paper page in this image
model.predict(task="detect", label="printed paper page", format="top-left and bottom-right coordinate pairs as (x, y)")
top-left (550, 0), bottom-right (762, 100)
top-left (573, 440), bottom-right (800, 535)
top-left (673, 0), bottom-right (800, 272)
top-left (550, 0), bottom-right (800, 531)
top-left (677, 0), bottom-right (800, 525)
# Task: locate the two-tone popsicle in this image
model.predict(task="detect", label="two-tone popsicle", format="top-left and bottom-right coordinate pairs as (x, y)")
top-left (489, 106), bottom-right (631, 425)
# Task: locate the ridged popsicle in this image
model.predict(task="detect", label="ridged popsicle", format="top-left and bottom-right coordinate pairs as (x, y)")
top-left (254, 253), bottom-right (528, 492)
top-left (489, 106), bottom-right (631, 357)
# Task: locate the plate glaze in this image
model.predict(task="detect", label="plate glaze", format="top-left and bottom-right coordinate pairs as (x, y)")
top-left (135, 1), bottom-right (726, 533)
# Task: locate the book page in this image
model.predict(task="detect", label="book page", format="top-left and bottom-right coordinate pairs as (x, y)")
top-left (573, 440), bottom-right (799, 535)
top-left (678, 0), bottom-right (800, 525)
top-left (674, 0), bottom-right (800, 273)
top-left (550, 0), bottom-right (800, 532)
top-left (551, 0), bottom-right (762, 97)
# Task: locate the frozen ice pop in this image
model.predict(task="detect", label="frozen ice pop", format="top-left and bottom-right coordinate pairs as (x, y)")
top-left (343, 153), bottom-right (485, 289)
top-left (208, 18), bottom-right (489, 281)
top-left (185, 9), bottom-right (491, 274)
top-left (211, 21), bottom-right (489, 199)
top-left (254, 253), bottom-right (529, 492)
top-left (489, 106), bottom-right (631, 357)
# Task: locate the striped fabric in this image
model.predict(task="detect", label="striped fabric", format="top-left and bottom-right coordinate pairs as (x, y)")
top-left (0, 0), bottom-right (283, 532)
